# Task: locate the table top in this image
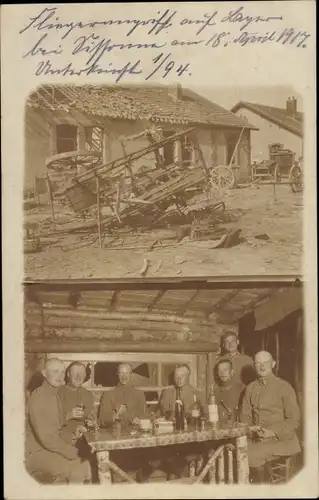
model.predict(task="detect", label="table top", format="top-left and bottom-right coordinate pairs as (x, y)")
top-left (87, 423), bottom-right (249, 452)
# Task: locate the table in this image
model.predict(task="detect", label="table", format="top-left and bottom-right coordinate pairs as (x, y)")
top-left (87, 424), bottom-right (249, 484)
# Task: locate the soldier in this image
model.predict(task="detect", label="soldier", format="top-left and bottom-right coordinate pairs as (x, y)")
top-left (98, 363), bottom-right (146, 428)
top-left (58, 361), bottom-right (95, 441)
top-left (214, 358), bottom-right (245, 425)
top-left (241, 351), bottom-right (301, 483)
top-left (158, 364), bottom-right (206, 418)
top-left (158, 365), bottom-right (206, 479)
top-left (98, 363), bottom-right (147, 482)
top-left (214, 331), bottom-right (255, 385)
top-left (25, 358), bottom-right (91, 484)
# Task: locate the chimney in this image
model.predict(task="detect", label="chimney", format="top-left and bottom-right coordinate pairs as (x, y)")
top-left (286, 96), bottom-right (297, 118)
top-left (167, 83), bottom-right (182, 101)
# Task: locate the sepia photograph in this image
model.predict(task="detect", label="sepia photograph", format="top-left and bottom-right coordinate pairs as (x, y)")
top-left (2, 2), bottom-right (316, 498)
top-left (24, 84), bottom-right (303, 280)
top-left (24, 279), bottom-right (304, 486)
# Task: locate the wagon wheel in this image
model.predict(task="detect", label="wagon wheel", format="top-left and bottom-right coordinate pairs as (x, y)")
top-left (210, 166), bottom-right (236, 190)
top-left (274, 164), bottom-right (282, 183)
top-left (289, 164), bottom-right (303, 193)
top-left (46, 150), bottom-right (102, 172)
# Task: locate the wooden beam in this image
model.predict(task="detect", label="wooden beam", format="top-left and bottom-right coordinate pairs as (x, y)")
top-left (206, 352), bottom-right (215, 399)
top-left (24, 278), bottom-right (302, 291)
top-left (96, 174), bottom-right (103, 248)
top-left (147, 289), bottom-right (167, 311)
top-left (109, 291), bottom-right (119, 311)
top-left (206, 290), bottom-right (241, 318)
top-left (40, 307), bottom-right (202, 325)
top-left (26, 339), bottom-right (219, 354)
top-left (178, 289), bottom-right (200, 316)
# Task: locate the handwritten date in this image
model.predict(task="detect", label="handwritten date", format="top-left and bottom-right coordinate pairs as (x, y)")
top-left (145, 52), bottom-right (191, 80)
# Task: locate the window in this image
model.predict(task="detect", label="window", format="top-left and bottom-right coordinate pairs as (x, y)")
top-left (84, 127), bottom-right (103, 153)
top-left (49, 353), bottom-right (197, 412)
top-left (56, 124), bottom-right (78, 153)
top-left (93, 362), bottom-right (158, 388)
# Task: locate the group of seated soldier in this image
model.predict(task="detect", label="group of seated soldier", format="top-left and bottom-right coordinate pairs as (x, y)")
top-left (25, 331), bottom-right (301, 484)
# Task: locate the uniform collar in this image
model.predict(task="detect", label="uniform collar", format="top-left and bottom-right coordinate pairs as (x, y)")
top-left (218, 351), bottom-right (240, 360)
top-left (116, 382), bottom-right (133, 390)
top-left (65, 383), bottom-right (81, 391)
top-left (42, 379), bottom-right (59, 394)
top-left (175, 384), bottom-right (192, 393)
top-left (257, 373), bottom-right (276, 386)
top-left (218, 379), bottom-right (235, 391)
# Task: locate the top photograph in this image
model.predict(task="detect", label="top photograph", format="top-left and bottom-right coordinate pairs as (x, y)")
top-left (24, 83), bottom-right (303, 280)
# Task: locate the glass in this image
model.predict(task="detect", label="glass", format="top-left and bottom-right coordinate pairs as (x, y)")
top-left (112, 419), bottom-right (122, 439)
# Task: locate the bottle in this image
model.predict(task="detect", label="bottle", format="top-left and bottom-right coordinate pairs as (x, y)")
top-left (175, 388), bottom-right (185, 432)
top-left (208, 385), bottom-right (219, 426)
top-left (190, 393), bottom-right (202, 430)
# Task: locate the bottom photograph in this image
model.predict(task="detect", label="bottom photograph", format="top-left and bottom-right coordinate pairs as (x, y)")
top-left (24, 279), bottom-right (303, 486)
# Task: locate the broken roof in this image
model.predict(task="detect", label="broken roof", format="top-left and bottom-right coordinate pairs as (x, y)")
top-left (231, 101), bottom-right (303, 137)
top-left (26, 84), bottom-right (257, 130)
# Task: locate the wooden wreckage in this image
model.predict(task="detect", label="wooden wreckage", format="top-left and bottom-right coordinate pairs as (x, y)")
top-left (39, 127), bottom-right (241, 250)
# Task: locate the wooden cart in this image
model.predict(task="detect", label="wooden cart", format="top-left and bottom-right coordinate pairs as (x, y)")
top-left (251, 143), bottom-right (302, 192)
top-left (45, 129), bottom-right (235, 245)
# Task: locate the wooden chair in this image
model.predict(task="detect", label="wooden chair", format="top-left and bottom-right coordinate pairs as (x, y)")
top-left (267, 454), bottom-right (298, 484)
top-left (168, 444), bottom-right (235, 484)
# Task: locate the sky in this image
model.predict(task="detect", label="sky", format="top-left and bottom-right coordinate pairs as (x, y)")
top-left (189, 85), bottom-right (303, 111)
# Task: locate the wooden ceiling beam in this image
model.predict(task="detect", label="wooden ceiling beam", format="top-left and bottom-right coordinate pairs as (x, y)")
top-left (26, 339), bottom-right (219, 354)
top-left (109, 290), bottom-right (119, 311)
top-left (147, 289), bottom-right (167, 311)
top-left (178, 289), bottom-right (200, 316)
top-left (205, 289), bottom-right (241, 318)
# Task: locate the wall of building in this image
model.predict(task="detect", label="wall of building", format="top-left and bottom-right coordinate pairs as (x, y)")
top-left (233, 108), bottom-right (303, 163)
top-left (25, 109), bottom-right (52, 189)
top-left (25, 108), bottom-right (251, 189)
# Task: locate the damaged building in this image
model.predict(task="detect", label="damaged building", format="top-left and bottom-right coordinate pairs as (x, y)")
top-left (25, 84), bottom-right (257, 190)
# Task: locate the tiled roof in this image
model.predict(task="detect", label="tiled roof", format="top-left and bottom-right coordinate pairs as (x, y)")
top-left (231, 101), bottom-right (303, 136)
top-left (26, 84), bottom-right (257, 129)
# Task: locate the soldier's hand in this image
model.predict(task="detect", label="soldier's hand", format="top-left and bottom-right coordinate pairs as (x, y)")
top-left (74, 425), bottom-right (87, 439)
top-left (71, 407), bottom-right (85, 419)
top-left (257, 428), bottom-right (276, 439)
top-left (117, 404), bottom-right (127, 415)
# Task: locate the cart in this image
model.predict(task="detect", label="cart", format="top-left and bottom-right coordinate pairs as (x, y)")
top-left (251, 143), bottom-right (302, 191)
top-left (44, 128), bottom-right (236, 244)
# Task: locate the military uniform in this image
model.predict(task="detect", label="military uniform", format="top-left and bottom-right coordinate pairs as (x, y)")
top-left (214, 352), bottom-right (255, 385)
top-left (214, 379), bottom-right (245, 425)
top-left (25, 380), bottom-right (91, 483)
top-left (58, 384), bottom-right (95, 437)
top-left (241, 374), bottom-right (301, 468)
top-left (98, 384), bottom-right (148, 481)
top-left (98, 384), bottom-right (147, 427)
top-left (158, 384), bottom-right (206, 417)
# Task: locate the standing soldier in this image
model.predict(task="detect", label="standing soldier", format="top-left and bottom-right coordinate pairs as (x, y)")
top-left (214, 331), bottom-right (255, 385)
top-left (214, 358), bottom-right (245, 425)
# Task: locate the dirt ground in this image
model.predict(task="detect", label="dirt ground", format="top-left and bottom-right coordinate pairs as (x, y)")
top-left (24, 184), bottom-right (302, 280)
